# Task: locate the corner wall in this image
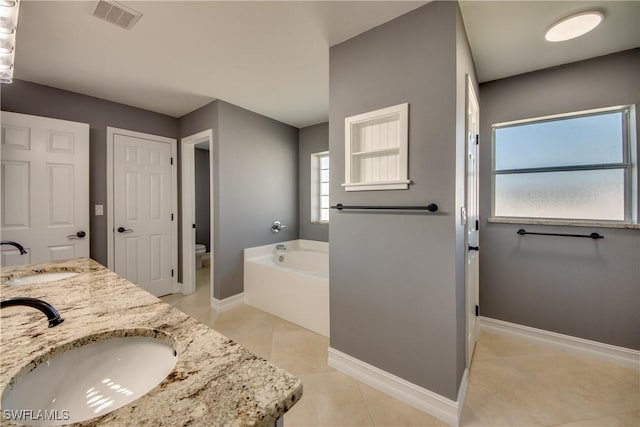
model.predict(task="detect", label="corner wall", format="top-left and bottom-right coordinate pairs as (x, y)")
top-left (179, 100), bottom-right (299, 300)
top-left (299, 122), bottom-right (329, 242)
top-left (329, 1), bottom-right (467, 401)
top-left (479, 49), bottom-right (640, 350)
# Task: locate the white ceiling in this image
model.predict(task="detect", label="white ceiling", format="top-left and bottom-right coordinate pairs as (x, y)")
top-left (13, 1), bottom-right (427, 127)
top-left (460, 1), bottom-right (640, 83)
top-left (12, 1), bottom-right (640, 128)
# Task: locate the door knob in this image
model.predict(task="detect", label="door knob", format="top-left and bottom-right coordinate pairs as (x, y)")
top-left (67, 231), bottom-right (86, 239)
top-left (117, 227), bottom-right (134, 233)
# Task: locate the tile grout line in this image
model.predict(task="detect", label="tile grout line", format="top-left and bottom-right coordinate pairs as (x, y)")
top-left (355, 382), bottom-right (378, 427)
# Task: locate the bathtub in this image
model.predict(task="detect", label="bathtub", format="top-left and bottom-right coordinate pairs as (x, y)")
top-left (244, 239), bottom-right (329, 337)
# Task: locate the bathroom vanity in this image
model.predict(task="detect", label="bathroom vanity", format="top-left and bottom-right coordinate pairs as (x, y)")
top-left (0, 258), bottom-right (302, 426)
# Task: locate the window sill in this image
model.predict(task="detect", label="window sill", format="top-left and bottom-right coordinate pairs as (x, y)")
top-left (310, 221), bottom-right (329, 225)
top-left (487, 217), bottom-right (640, 230)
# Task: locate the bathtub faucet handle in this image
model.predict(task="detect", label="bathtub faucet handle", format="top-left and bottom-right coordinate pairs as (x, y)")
top-left (271, 221), bottom-right (286, 234)
top-left (276, 244), bottom-right (287, 251)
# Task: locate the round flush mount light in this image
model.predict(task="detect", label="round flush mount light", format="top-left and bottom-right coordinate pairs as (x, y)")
top-left (545, 11), bottom-right (603, 42)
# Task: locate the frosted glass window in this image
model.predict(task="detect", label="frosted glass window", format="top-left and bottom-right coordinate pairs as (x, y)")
top-left (311, 151), bottom-right (329, 224)
top-left (492, 106), bottom-right (633, 222)
top-left (495, 170), bottom-right (625, 220)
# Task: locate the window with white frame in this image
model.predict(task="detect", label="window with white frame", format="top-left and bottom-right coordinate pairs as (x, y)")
top-left (311, 151), bottom-right (329, 223)
top-left (492, 106), bottom-right (636, 223)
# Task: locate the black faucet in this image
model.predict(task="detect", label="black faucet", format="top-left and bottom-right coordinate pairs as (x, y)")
top-left (0, 241), bottom-right (27, 255)
top-left (0, 297), bottom-right (64, 327)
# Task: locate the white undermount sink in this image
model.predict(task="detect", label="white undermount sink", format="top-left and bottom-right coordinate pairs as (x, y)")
top-left (4, 271), bottom-right (80, 285)
top-left (1, 335), bottom-right (177, 426)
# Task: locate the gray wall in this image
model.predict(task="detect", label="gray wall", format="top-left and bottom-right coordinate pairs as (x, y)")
top-left (179, 100), bottom-right (299, 299)
top-left (0, 79), bottom-right (179, 266)
top-left (194, 148), bottom-right (211, 251)
top-left (479, 49), bottom-right (640, 350)
top-left (299, 122), bottom-right (329, 242)
top-left (329, 1), bottom-right (473, 401)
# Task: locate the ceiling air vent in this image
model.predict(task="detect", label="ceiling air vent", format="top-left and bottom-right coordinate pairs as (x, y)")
top-left (92, 0), bottom-right (142, 30)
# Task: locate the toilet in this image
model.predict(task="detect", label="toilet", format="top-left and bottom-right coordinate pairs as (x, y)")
top-left (195, 244), bottom-right (207, 269)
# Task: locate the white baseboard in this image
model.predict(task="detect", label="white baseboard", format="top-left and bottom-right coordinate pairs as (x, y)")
top-left (212, 292), bottom-right (244, 313)
top-left (456, 368), bottom-right (469, 420)
top-left (479, 317), bottom-right (640, 369)
top-left (328, 347), bottom-right (466, 427)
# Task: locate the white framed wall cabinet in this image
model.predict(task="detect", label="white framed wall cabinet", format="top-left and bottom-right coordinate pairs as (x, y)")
top-left (343, 103), bottom-right (410, 191)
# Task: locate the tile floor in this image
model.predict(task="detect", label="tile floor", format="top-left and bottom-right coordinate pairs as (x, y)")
top-left (161, 269), bottom-right (639, 426)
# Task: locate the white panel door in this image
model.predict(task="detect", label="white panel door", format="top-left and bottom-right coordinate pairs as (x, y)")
top-left (113, 134), bottom-right (173, 296)
top-left (1, 111), bottom-right (89, 266)
top-left (465, 80), bottom-right (480, 367)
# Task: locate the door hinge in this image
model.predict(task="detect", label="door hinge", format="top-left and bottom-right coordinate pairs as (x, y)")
top-left (475, 220), bottom-right (479, 231)
top-left (475, 134), bottom-right (479, 145)
top-left (171, 269), bottom-right (174, 277)
top-left (475, 305), bottom-right (479, 316)
top-left (192, 224), bottom-right (196, 229)
top-left (170, 157), bottom-right (174, 165)
top-left (171, 213), bottom-right (174, 221)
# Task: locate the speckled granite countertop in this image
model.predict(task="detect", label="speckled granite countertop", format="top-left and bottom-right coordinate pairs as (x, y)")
top-left (0, 258), bottom-right (302, 426)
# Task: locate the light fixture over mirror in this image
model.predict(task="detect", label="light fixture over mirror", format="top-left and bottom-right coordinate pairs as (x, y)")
top-left (545, 11), bottom-right (604, 42)
top-left (0, 0), bottom-right (18, 83)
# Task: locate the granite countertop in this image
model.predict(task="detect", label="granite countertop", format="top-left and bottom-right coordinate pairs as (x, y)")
top-left (0, 258), bottom-right (302, 426)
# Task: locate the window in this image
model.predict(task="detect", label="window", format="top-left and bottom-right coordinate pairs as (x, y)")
top-left (311, 151), bottom-right (329, 223)
top-left (492, 106), bottom-right (635, 223)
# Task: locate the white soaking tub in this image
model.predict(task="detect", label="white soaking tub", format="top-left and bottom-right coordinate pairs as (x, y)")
top-left (244, 239), bottom-right (329, 337)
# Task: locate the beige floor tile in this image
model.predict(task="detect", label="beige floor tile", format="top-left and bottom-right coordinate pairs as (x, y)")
top-left (552, 410), bottom-right (640, 427)
top-left (211, 306), bottom-right (277, 360)
top-left (284, 371), bottom-right (374, 426)
top-left (358, 383), bottom-right (448, 426)
top-left (464, 387), bottom-right (547, 427)
top-left (472, 331), bottom-right (558, 361)
top-left (160, 277), bottom-right (639, 427)
top-left (459, 405), bottom-right (488, 427)
top-left (270, 329), bottom-right (332, 375)
top-left (274, 316), bottom-right (309, 333)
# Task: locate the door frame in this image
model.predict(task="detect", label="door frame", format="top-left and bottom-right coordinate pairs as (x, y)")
top-left (106, 127), bottom-right (178, 292)
top-left (180, 129), bottom-right (214, 299)
top-left (465, 74), bottom-right (480, 367)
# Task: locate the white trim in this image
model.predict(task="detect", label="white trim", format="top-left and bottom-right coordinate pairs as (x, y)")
top-left (181, 129), bottom-right (215, 296)
top-left (106, 128), bottom-right (178, 294)
top-left (328, 348), bottom-right (464, 427)
top-left (479, 317), bottom-right (640, 369)
top-left (456, 369), bottom-right (469, 421)
top-left (212, 292), bottom-right (244, 313)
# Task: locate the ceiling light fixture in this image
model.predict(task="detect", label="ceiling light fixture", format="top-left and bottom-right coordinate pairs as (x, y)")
top-left (0, 0), bottom-right (18, 83)
top-left (545, 11), bottom-right (603, 42)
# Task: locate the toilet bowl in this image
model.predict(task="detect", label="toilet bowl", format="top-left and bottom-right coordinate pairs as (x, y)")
top-left (195, 244), bottom-right (207, 269)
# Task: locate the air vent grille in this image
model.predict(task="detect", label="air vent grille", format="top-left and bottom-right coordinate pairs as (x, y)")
top-left (92, 0), bottom-right (142, 30)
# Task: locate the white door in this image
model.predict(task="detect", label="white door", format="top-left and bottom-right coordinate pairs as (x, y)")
top-left (466, 78), bottom-right (480, 366)
top-left (113, 133), bottom-right (174, 296)
top-left (1, 111), bottom-right (89, 266)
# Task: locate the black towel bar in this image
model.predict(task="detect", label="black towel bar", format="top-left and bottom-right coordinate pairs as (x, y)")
top-left (330, 203), bottom-right (438, 212)
top-left (517, 229), bottom-right (603, 239)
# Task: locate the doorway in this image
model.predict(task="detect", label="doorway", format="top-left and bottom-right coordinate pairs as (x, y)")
top-left (181, 130), bottom-right (214, 304)
top-left (106, 127), bottom-right (178, 297)
top-left (465, 75), bottom-right (480, 367)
